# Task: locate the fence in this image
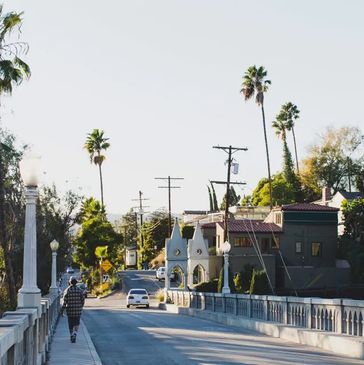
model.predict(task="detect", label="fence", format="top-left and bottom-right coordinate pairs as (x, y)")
top-left (0, 292), bottom-right (60, 365)
top-left (167, 290), bottom-right (364, 337)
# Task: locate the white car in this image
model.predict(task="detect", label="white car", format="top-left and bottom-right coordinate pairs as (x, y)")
top-left (66, 267), bottom-right (74, 274)
top-left (126, 289), bottom-right (149, 308)
top-left (156, 267), bottom-right (166, 281)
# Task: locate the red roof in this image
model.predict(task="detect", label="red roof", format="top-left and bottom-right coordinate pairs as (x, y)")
top-left (281, 203), bottom-right (339, 212)
top-left (201, 222), bottom-right (218, 229)
top-left (217, 220), bottom-right (282, 233)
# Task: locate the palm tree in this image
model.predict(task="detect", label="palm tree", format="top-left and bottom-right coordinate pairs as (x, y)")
top-left (277, 102), bottom-right (300, 174)
top-left (0, 7), bottom-right (30, 307)
top-left (84, 129), bottom-right (110, 207)
top-left (241, 65), bottom-right (272, 209)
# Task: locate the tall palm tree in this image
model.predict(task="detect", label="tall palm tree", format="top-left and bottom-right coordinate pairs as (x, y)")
top-left (0, 6), bottom-right (30, 307)
top-left (84, 129), bottom-right (110, 207)
top-left (277, 102), bottom-right (300, 174)
top-left (241, 65), bottom-right (272, 209)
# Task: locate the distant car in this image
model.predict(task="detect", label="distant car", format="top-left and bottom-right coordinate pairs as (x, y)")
top-left (156, 267), bottom-right (175, 282)
top-left (66, 267), bottom-right (74, 274)
top-left (76, 282), bottom-right (88, 298)
top-left (156, 267), bottom-right (165, 281)
top-left (126, 289), bottom-right (149, 308)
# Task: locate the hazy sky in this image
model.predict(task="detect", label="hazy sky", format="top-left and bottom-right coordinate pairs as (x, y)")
top-left (3, 1), bottom-right (364, 215)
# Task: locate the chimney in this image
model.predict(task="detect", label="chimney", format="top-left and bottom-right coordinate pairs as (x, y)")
top-left (322, 187), bottom-right (331, 205)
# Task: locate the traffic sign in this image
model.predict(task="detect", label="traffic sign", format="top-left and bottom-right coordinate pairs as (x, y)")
top-left (101, 259), bottom-right (113, 272)
top-left (103, 274), bottom-right (110, 283)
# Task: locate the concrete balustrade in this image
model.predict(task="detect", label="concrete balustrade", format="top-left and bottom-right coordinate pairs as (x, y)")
top-left (0, 293), bottom-right (60, 365)
top-left (166, 290), bottom-right (364, 338)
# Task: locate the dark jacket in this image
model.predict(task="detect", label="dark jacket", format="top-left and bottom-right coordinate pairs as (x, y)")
top-left (61, 285), bottom-right (85, 317)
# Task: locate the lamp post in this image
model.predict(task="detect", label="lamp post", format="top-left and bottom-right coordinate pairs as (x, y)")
top-left (49, 239), bottom-right (59, 296)
top-left (221, 240), bottom-right (231, 294)
top-left (17, 154), bottom-right (41, 310)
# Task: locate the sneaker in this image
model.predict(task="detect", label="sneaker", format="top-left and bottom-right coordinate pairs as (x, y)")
top-left (71, 334), bottom-right (76, 343)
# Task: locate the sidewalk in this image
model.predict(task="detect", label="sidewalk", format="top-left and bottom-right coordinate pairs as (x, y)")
top-left (48, 316), bottom-right (102, 365)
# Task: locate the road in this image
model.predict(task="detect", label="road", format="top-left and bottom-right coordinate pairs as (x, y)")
top-left (81, 270), bottom-right (363, 365)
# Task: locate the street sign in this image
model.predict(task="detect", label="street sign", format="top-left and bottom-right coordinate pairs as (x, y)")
top-left (101, 259), bottom-right (113, 272)
top-left (103, 274), bottom-right (110, 283)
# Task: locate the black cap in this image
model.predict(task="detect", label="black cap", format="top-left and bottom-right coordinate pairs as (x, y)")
top-left (69, 276), bottom-right (77, 285)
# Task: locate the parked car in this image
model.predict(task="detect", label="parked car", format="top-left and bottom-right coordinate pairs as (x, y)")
top-left (66, 267), bottom-right (74, 274)
top-left (76, 282), bottom-right (88, 298)
top-left (126, 289), bottom-right (149, 308)
top-left (156, 267), bottom-right (176, 282)
top-left (156, 267), bottom-right (165, 281)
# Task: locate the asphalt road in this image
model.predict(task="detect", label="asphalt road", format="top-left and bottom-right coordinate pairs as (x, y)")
top-left (119, 270), bottom-right (164, 297)
top-left (81, 271), bottom-right (363, 365)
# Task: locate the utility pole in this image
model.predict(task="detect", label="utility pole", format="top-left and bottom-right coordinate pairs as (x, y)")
top-left (132, 191), bottom-right (149, 268)
top-left (155, 176), bottom-right (184, 236)
top-left (212, 145), bottom-right (247, 242)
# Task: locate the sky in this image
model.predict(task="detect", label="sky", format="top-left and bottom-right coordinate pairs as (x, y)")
top-left (2, 0), bottom-right (364, 215)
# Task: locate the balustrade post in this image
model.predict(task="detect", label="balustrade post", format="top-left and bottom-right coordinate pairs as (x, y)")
top-left (222, 295), bottom-right (226, 313)
top-left (306, 299), bottom-right (312, 329)
top-left (212, 294), bottom-right (216, 312)
top-left (336, 299), bottom-right (343, 334)
top-left (234, 295), bottom-right (238, 316)
top-left (201, 294), bottom-right (206, 310)
top-left (283, 298), bottom-right (288, 325)
top-left (263, 296), bottom-right (268, 321)
top-left (248, 295), bottom-right (252, 318)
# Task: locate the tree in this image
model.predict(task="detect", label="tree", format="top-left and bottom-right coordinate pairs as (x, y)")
top-left (276, 102), bottom-right (300, 173)
top-left (342, 198), bottom-right (364, 243)
top-left (241, 65), bottom-right (272, 209)
top-left (84, 129), bottom-right (110, 207)
top-left (250, 173), bottom-right (296, 206)
top-left (207, 185), bottom-right (213, 212)
top-left (249, 269), bottom-right (272, 295)
top-left (73, 197), bottom-right (121, 268)
top-left (0, 6), bottom-right (30, 308)
top-left (36, 185), bottom-right (82, 293)
top-left (272, 109), bottom-right (302, 202)
top-left (220, 186), bottom-right (241, 210)
top-left (210, 182), bottom-right (219, 212)
top-left (300, 126), bottom-right (364, 195)
top-left (140, 210), bottom-right (170, 264)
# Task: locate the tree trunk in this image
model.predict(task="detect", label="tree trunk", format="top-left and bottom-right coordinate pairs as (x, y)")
top-left (292, 126), bottom-right (299, 174)
top-left (0, 138), bottom-right (17, 308)
top-left (261, 105), bottom-right (273, 210)
top-left (98, 154), bottom-right (104, 207)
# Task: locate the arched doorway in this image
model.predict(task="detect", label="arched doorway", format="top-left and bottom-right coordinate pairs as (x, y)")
top-left (169, 265), bottom-right (185, 288)
top-left (192, 264), bottom-right (205, 285)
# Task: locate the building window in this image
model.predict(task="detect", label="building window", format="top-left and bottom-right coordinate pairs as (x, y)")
top-left (234, 237), bottom-right (252, 247)
top-left (275, 213), bottom-right (282, 224)
top-left (261, 238), bottom-right (270, 253)
top-left (217, 235), bottom-right (220, 248)
top-left (271, 236), bottom-right (280, 249)
top-left (295, 242), bottom-right (303, 254)
top-left (311, 242), bottom-right (322, 257)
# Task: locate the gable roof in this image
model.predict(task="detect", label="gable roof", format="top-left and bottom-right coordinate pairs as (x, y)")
top-left (281, 203), bottom-right (339, 212)
top-left (217, 220), bottom-right (282, 233)
top-left (339, 191), bottom-right (364, 200)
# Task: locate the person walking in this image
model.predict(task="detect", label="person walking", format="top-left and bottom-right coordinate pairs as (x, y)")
top-left (61, 276), bottom-right (85, 343)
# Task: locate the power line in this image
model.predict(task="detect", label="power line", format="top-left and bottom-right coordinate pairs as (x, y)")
top-left (155, 176), bottom-right (184, 236)
top-left (131, 191), bottom-right (150, 264)
top-left (212, 145), bottom-right (247, 242)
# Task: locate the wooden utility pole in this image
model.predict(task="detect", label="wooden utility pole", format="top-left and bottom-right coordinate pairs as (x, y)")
top-left (212, 145), bottom-right (247, 242)
top-left (155, 176), bottom-right (184, 236)
top-left (132, 191), bottom-right (149, 265)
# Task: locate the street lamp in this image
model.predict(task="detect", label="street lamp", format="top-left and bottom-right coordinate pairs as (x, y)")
top-left (17, 153), bottom-right (42, 310)
top-left (49, 239), bottom-right (59, 295)
top-left (221, 240), bottom-right (231, 294)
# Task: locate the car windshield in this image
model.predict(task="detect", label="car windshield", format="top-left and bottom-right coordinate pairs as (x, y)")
top-left (159, 268), bottom-right (165, 271)
top-left (129, 289), bottom-right (147, 295)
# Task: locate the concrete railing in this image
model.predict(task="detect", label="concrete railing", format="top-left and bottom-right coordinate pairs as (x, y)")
top-left (0, 293), bottom-right (60, 365)
top-left (167, 290), bottom-right (364, 337)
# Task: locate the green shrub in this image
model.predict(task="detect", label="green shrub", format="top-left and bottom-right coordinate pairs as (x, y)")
top-left (241, 264), bottom-right (254, 292)
top-left (249, 270), bottom-right (272, 295)
top-left (193, 279), bottom-right (219, 293)
top-left (156, 288), bottom-right (165, 302)
top-left (234, 272), bottom-right (244, 293)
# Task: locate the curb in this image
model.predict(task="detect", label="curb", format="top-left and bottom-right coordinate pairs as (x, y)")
top-left (81, 319), bottom-right (103, 365)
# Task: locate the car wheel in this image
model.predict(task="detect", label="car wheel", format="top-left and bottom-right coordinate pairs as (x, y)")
top-left (146, 304), bottom-right (149, 308)
top-left (127, 304), bottom-right (130, 308)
